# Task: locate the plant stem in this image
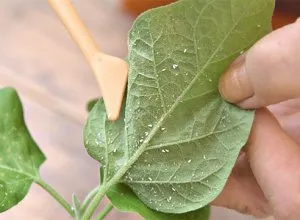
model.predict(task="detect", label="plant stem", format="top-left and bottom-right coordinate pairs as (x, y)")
top-left (81, 187), bottom-right (99, 214)
top-left (82, 149), bottom-right (146, 219)
top-left (95, 203), bottom-right (114, 220)
top-left (35, 179), bottom-right (74, 217)
top-left (82, 184), bottom-right (110, 220)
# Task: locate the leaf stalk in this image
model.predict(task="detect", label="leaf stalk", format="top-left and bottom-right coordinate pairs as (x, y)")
top-left (96, 203), bottom-right (114, 220)
top-left (80, 186), bottom-right (99, 214)
top-left (35, 178), bottom-right (74, 217)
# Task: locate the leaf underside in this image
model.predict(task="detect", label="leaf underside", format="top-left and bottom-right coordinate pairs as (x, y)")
top-left (84, 0), bottom-right (274, 214)
top-left (0, 88), bottom-right (45, 212)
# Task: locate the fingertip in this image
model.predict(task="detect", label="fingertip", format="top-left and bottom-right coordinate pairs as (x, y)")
top-left (237, 96), bottom-right (267, 110)
top-left (219, 55), bottom-right (254, 105)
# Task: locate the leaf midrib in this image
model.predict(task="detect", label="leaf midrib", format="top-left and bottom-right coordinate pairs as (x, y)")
top-left (0, 164), bottom-right (37, 181)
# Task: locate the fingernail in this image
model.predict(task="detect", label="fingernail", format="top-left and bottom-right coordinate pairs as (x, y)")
top-left (219, 55), bottom-right (254, 103)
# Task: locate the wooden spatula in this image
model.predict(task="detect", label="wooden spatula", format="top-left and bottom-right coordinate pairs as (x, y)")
top-left (48, 0), bottom-right (128, 121)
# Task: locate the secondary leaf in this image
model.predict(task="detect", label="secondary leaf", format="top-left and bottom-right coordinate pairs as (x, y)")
top-left (87, 99), bottom-right (99, 112)
top-left (107, 183), bottom-right (210, 220)
top-left (72, 193), bottom-right (81, 218)
top-left (0, 88), bottom-right (45, 212)
top-left (85, 0), bottom-right (274, 214)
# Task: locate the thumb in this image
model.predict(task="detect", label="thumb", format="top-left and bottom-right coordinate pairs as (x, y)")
top-left (219, 19), bottom-right (300, 109)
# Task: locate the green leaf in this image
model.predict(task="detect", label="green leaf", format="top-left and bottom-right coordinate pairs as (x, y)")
top-left (107, 183), bottom-right (210, 220)
top-left (0, 88), bottom-right (45, 212)
top-left (87, 98), bottom-right (99, 112)
top-left (84, 0), bottom-right (274, 214)
top-left (72, 193), bottom-right (81, 218)
top-left (72, 193), bottom-right (81, 209)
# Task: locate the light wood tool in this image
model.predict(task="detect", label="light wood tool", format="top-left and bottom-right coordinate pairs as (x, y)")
top-left (48, 0), bottom-right (128, 121)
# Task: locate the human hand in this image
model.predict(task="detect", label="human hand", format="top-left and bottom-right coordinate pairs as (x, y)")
top-left (212, 19), bottom-right (300, 219)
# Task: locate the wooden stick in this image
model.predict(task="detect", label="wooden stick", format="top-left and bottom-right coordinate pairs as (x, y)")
top-left (48, 0), bottom-right (99, 62)
top-left (48, 0), bottom-right (128, 121)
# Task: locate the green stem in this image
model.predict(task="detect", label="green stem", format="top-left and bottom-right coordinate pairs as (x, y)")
top-left (35, 179), bottom-right (74, 217)
top-left (96, 203), bottom-right (114, 220)
top-left (81, 187), bottom-right (99, 214)
top-left (82, 150), bottom-right (145, 219)
top-left (82, 184), bottom-right (110, 220)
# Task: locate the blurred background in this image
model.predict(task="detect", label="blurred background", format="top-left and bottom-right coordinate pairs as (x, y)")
top-left (0, 0), bottom-right (298, 219)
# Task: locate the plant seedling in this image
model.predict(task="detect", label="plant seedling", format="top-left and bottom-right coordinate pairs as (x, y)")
top-left (0, 0), bottom-right (275, 219)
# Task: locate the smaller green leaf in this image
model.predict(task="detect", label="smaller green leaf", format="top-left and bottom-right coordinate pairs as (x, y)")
top-left (87, 98), bottom-right (100, 112)
top-left (106, 183), bottom-right (210, 220)
top-left (72, 193), bottom-right (81, 209)
top-left (72, 193), bottom-right (81, 219)
top-left (0, 88), bottom-right (46, 212)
